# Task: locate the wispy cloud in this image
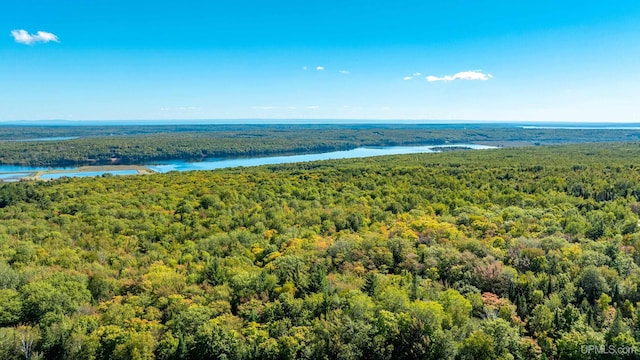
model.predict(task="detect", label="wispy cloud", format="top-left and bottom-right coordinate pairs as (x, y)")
top-left (426, 70), bottom-right (493, 82)
top-left (303, 66), bottom-right (351, 75)
top-left (306, 105), bottom-right (320, 110)
top-left (10, 29), bottom-right (59, 45)
top-left (403, 72), bottom-right (422, 80)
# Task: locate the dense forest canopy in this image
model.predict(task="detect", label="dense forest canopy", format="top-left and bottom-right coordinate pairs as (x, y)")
top-left (1, 142), bottom-right (640, 358)
top-left (1, 125), bottom-right (640, 166)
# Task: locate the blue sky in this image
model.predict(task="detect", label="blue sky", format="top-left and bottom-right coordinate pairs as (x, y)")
top-left (2, 1), bottom-right (640, 122)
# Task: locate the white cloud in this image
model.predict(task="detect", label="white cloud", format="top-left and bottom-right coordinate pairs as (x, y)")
top-left (413, 72), bottom-right (421, 76)
top-left (316, 66), bottom-right (325, 71)
top-left (426, 70), bottom-right (493, 82)
top-left (306, 105), bottom-right (320, 109)
top-left (303, 66), bottom-right (308, 70)
top-left (339, 70), bottom-right (350, 74)
top-left (403, 76), bottom-right (413, 81)
top-left (11, 29), bottom-right (59, 45)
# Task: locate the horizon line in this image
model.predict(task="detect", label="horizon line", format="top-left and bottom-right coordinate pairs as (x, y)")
top-left (2, 119), bottom-right (640, 124)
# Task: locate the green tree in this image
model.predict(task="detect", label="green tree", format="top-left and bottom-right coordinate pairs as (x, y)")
top-left (578, 266), bottom-right (610, 305)
top-left (0, 289), bottom-right (22, 326)
top-left (459, 331), bottom-right (495, 360)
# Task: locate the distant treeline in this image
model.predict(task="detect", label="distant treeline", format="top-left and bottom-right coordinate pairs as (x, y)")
top-left (1, 125), bottom-right (640, 166)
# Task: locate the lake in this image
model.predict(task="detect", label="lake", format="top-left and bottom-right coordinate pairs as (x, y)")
top-left (146, 145), bottom-right (496, 173)
top-left (1, 137), bottom-right (79, 142)
top-left (0, 144), bottom-right (497, 180)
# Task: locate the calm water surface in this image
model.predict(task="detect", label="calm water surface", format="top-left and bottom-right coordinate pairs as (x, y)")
top-left (146, 145), bottom-right (495, 173)
top-left (2, 137), bottom-right (79, 142)
top-left (41, 170), bottom-right (139, 180)
top-left (0, 144), bottom-right (496, 179)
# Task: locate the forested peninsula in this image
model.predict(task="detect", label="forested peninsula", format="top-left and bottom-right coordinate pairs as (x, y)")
top-left (2, 125), bottom-right (640, 167)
